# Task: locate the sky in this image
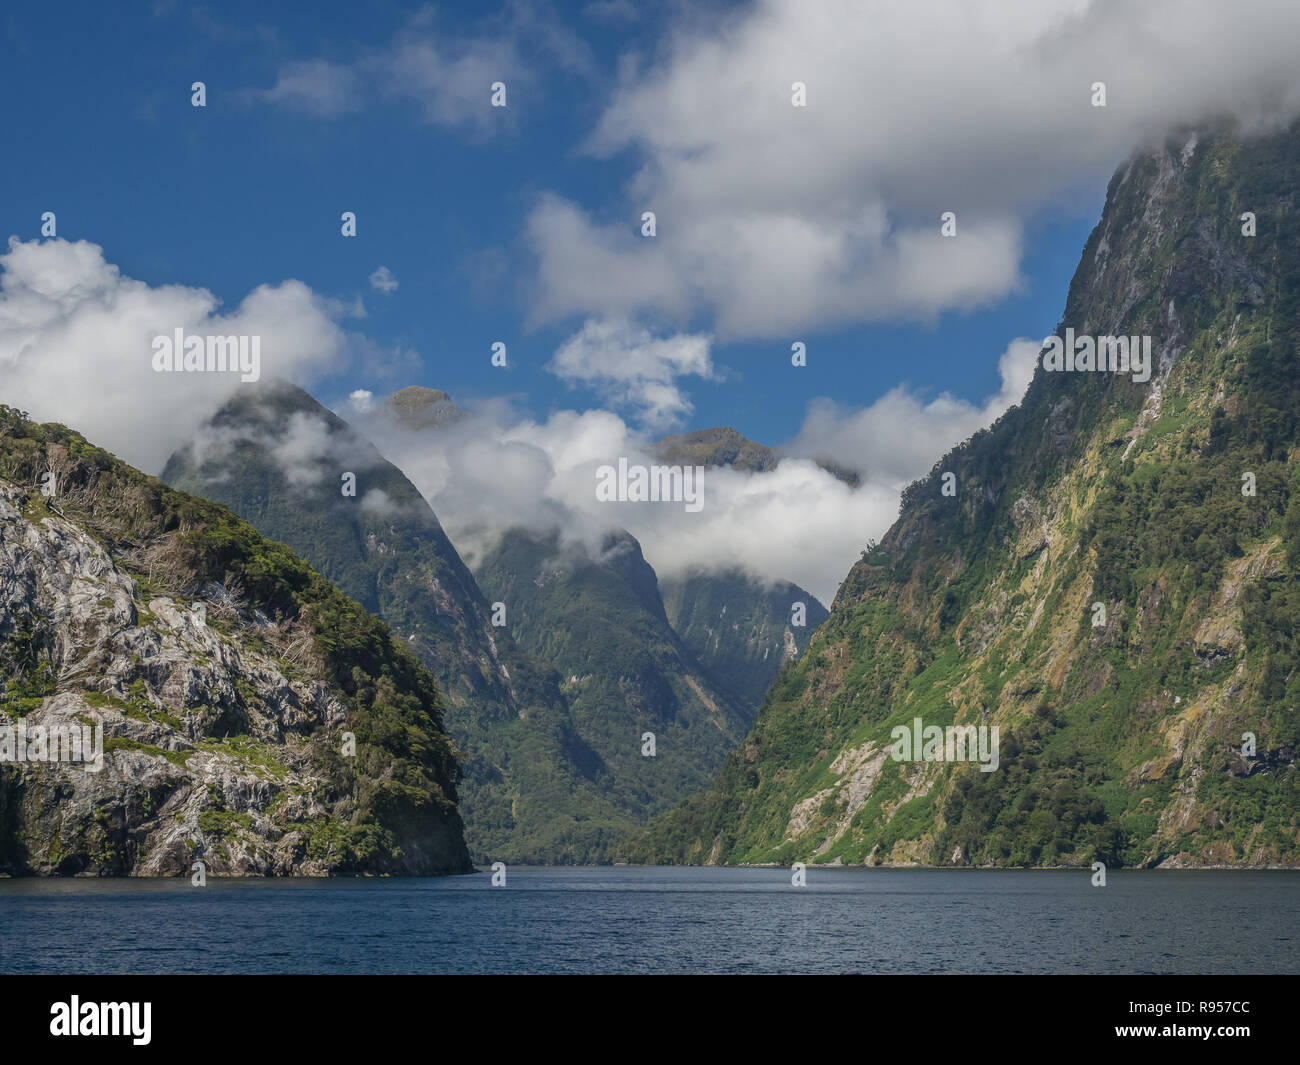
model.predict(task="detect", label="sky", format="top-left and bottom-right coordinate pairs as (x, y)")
top-left (4, 0), bottom-right (1300, 602)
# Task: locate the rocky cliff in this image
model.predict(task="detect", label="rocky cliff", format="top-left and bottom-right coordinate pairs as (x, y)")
top-left (0, 408), bottom-right (471, 875)
top-left (622, 123), bottom-right (1300, 869)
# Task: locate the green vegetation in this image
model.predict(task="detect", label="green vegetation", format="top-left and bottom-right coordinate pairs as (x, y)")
top-left (0, 404), bottom-right (471, 875)
top-left (621, 123), bottom-right (1300, 870)
top-left (163, 383), bottom-right (764, 863)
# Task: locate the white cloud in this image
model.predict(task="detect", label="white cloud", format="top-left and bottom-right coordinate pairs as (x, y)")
top-left (0, 235), bottom-right (1038, 602)
top-left (0, 238), bottom-right (347, 472)
top-left (246, 3), bottom-right (593, 133)
top-left (270, 413), bottom-right (351, 491)
top-left (548, 316), bottom-right (715, 430)
top-left (244, 58), bottom-right (362, 116)
top-left (360, 487), bottom-right (399, 514)
top-left (378, 25), bottom-right (517, 129)
top-left (349, 339), bottom-right (1035, 603)
top-left (528, 0), bottom-right (1300, 337)
top-left (787, 337), bottom-right (1041, 484)
top-left (368, 266), bottom-right (399, 294)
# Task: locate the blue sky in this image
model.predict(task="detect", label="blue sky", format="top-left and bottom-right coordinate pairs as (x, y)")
top-left (14, 0), bottom-right (1293, 599)
top-left (0, 0), bottom-right (1104, 448)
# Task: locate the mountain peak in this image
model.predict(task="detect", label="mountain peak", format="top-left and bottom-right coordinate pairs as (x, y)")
top-left (384, 386), bottom-right (468, 431)
top-left (655, 426), bottom-right (780, 472)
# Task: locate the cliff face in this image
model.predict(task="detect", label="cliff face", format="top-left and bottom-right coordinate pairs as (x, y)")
top-left (660, 569), bottom-right (828, 709)
top-left (624, 123), bottom-right (1300, 869)
top-left (474, 528), bottom-right (753, 823)
top-left (0, 410), bottom-right (471, 875)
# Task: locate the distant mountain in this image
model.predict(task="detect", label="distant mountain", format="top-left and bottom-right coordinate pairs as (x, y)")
top-left (162, 381), bottom-right (628, 863)
top-left (384, 385), bottom-right (468, 431)
top-left (656, 424), bottom-right (859, 486)
top-left (162, 383), bottom-right (837, 861)
top-left (660, 569), bottom-right (829, 709)
top-left (474, 527), bottom-right (754, 820)
top-left (0, 406), bottom-right (470, 876)
top-left (374, 393), bottom-right (831, 788)
top-left (656, 426), bottom-right (780, 472)
top-left (623, 123), bottom-right (1300, 870)
top-left (366, 392), bottom-right (835, 710)
top-left (653, 425), bottom-right (832, 705)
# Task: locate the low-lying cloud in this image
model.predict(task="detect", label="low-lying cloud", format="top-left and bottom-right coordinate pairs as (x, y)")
top-left (346, 342), bottom-right (1036, 603)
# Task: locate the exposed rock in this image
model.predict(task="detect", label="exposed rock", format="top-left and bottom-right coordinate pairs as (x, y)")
top-left (0, 428), bottom-right (470, 878)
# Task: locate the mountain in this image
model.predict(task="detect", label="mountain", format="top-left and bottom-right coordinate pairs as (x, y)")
top-left (656, 424), bottom-right (859, 486)
top-left (0, 406), bottom-right (470, 875)
top-left (385, 385), bottom-right (469, 431)
top-left (622, 123), bottom-right (1300, 869)
top-left (362, 391), bottom-right (829, 821)
top-left (660, 569), bottom-right (829, 709)
top-left (653, 425), bottom-right (832, 707)
top-left (162, 381), bottom-right (628, 863)
top-left (473, 527), bottom-right (754, 820)
top-left (656, 426), bottom-right (780, 472)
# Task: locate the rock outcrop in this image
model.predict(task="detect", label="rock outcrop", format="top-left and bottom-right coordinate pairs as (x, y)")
top-left (0, 410), bottom-right (471, 875)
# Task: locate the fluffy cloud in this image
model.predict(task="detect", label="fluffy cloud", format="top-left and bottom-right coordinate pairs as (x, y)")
top-left (0, 231), bottom-right (1037, 602)
top-left (0, 238), bottom-right (346, 472)
top-left (787, 337), bottom-right (1041, 483)
top-left (548, 317), bottom-right (715, 430)
top-left (528, 0), bottom-right (1300, 337)
top-left (379, 20), bottom-right (518, 129)
top-left (268, 412), bottom-right (347, 488)
top-left (243, 58), bottom-right (363, 117)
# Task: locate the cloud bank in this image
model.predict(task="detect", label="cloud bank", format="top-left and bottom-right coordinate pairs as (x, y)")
top-left (346, 340), bottom-right (1036, 603)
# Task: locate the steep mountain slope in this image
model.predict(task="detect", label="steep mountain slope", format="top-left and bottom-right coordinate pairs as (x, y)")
top-left (0, 407), bottom-right (470, 875)
top-left (359, 389), bottom-right (828, 819)
top-left (162, 382), bottom-right (627, 863)
top-left (474, 527), bottom-right (753, 819)
top-left (660, 569), bottom-right (829, 709)
top-left (653, 425), bottom-right (831, 705)
top-left (623, 123), bottom-right (1300, 869)
top-left (371, 396), bottom-right (831, 710)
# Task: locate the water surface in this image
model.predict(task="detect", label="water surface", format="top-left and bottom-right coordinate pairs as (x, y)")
top-left (2, 867), bottom-right (1295, 974)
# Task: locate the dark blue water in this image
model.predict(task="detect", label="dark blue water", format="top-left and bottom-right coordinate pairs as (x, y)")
top-left (2, 867), bottom-right (1297, 974)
